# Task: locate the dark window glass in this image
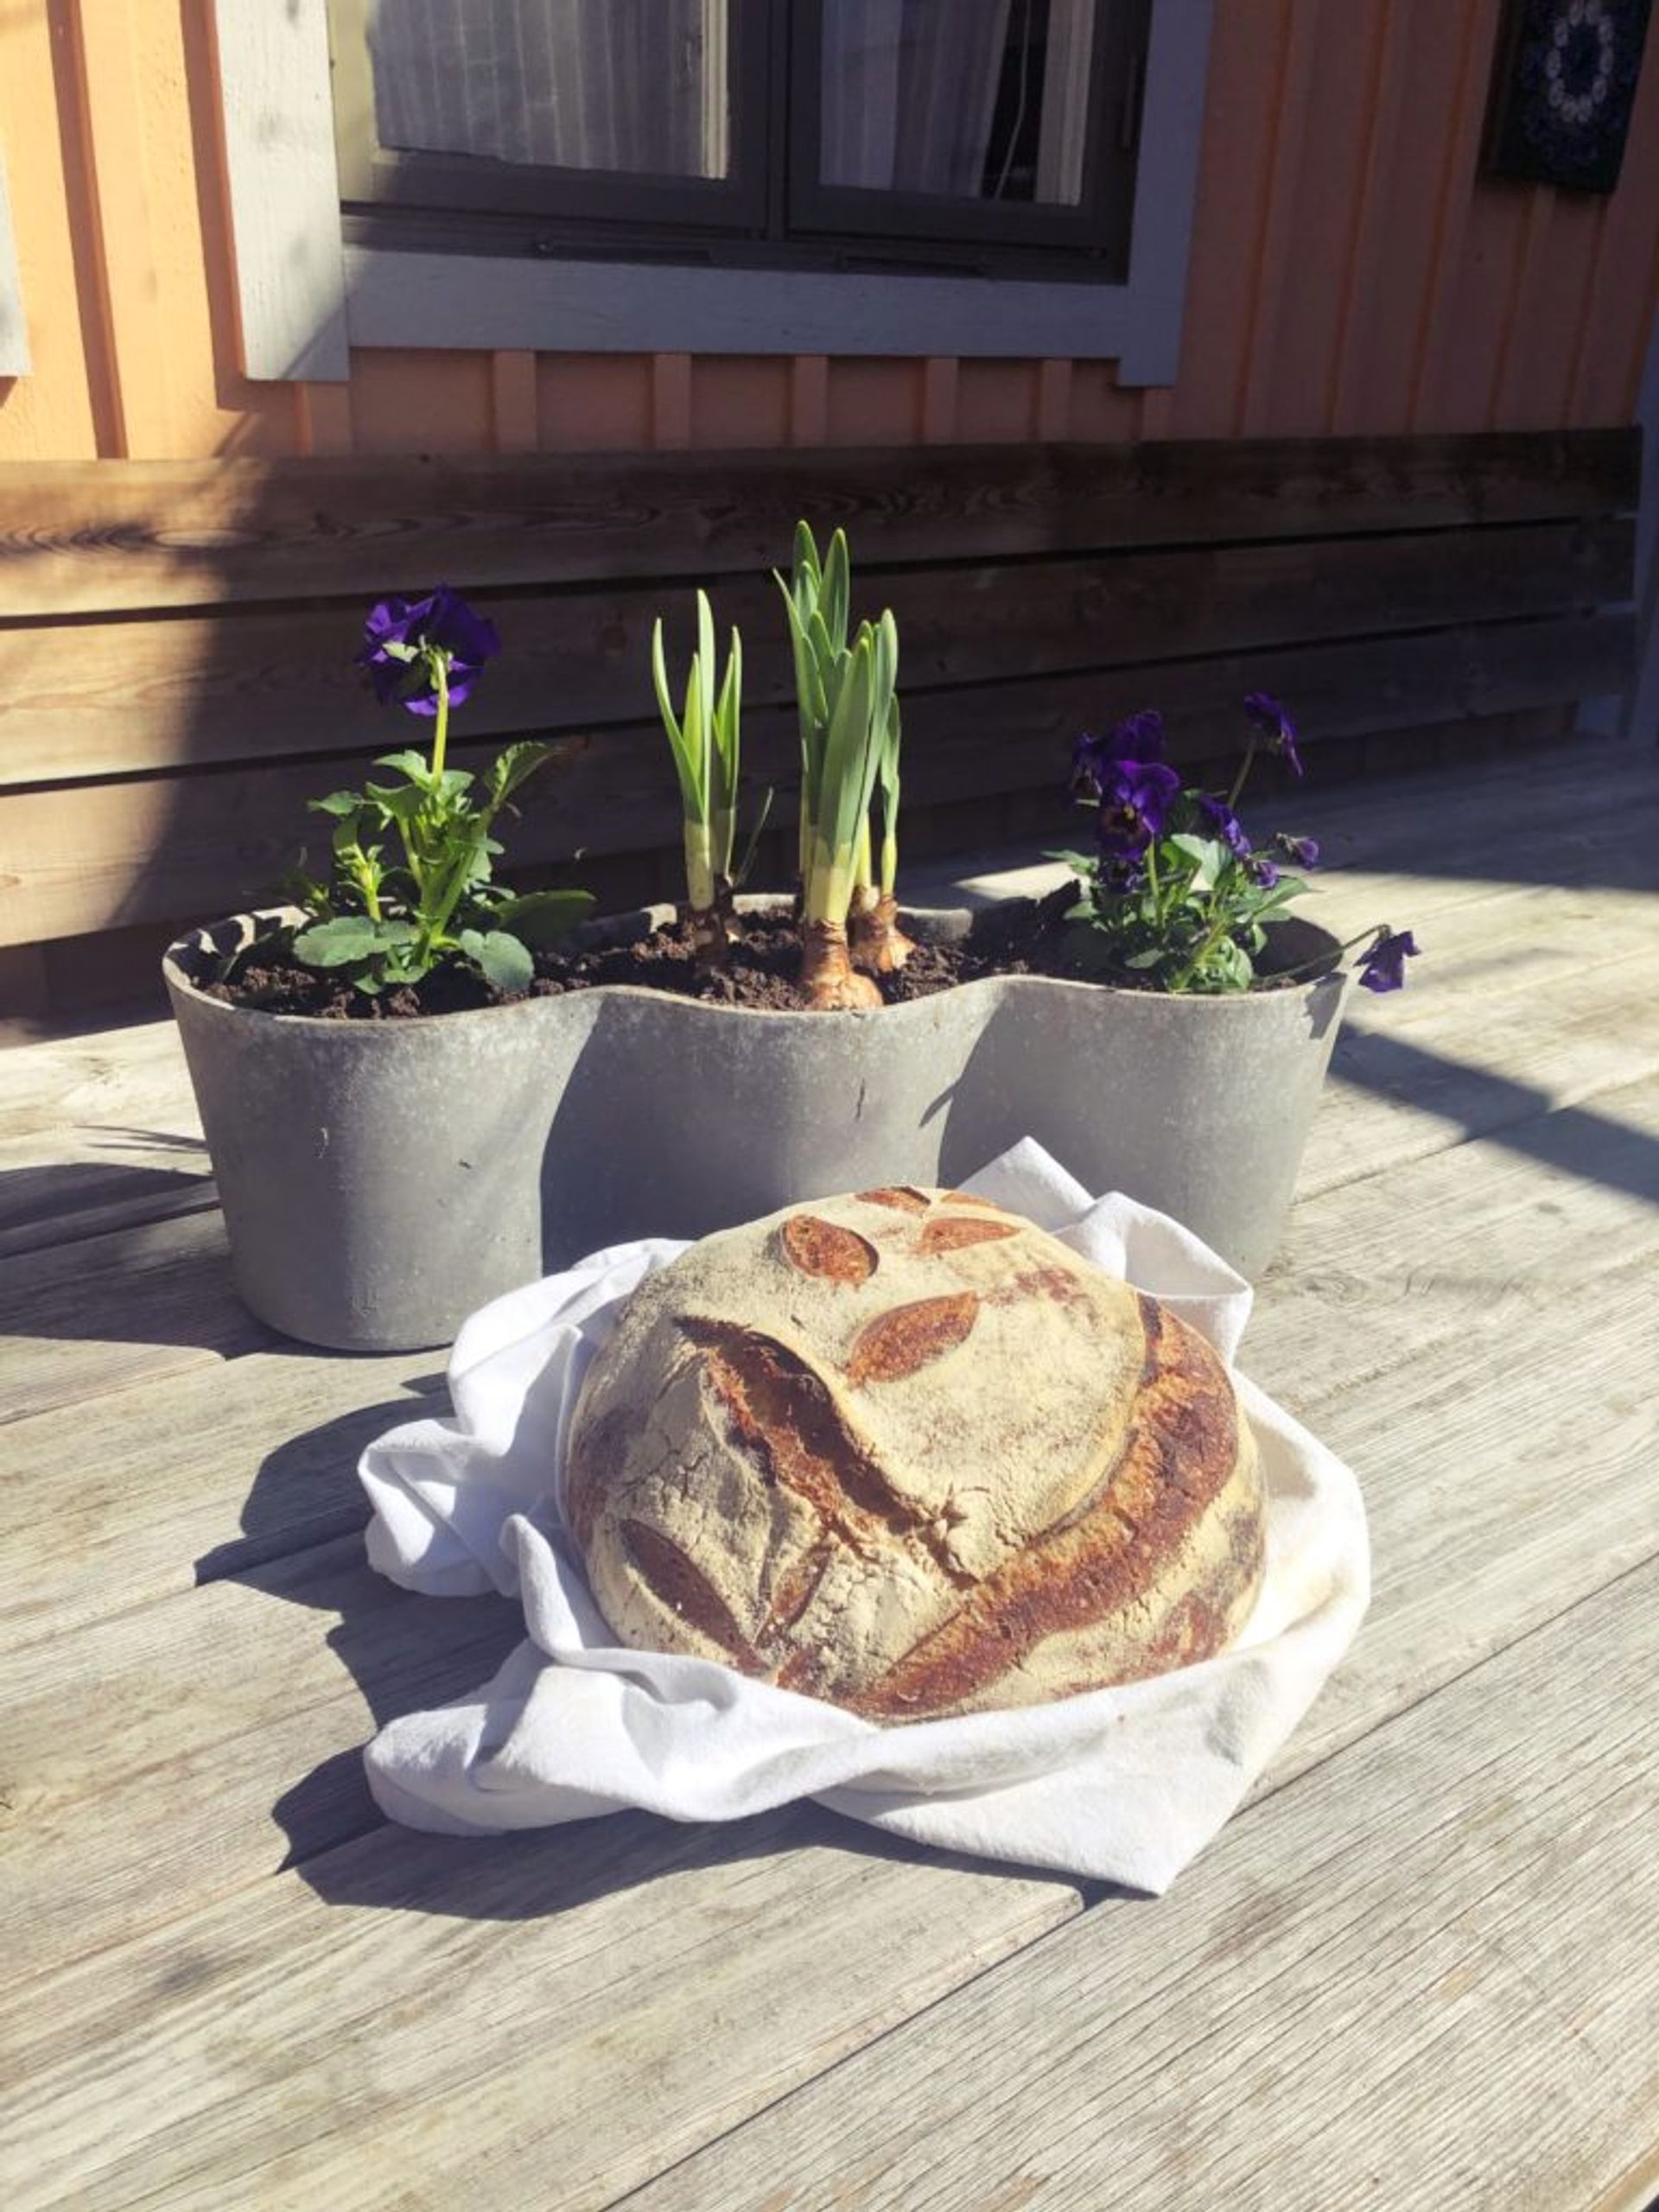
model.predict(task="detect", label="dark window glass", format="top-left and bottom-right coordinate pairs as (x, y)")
top-left (817, 0), bottom-right (1094, 206)
top-left (328, 0), bottom-right (1146, 280)
top-left (368, 0), bottom-right (733, 181)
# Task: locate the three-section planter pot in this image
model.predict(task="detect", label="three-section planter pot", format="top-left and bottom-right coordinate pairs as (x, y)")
top-left (165, 903), bottom-right (1349, 1351)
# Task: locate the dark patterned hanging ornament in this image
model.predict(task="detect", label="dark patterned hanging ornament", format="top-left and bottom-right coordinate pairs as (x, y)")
top-left (1484, 0), bottom-right (1653, 193)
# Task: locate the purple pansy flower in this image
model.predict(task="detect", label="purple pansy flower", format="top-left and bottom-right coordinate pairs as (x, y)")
top-left (358, 587), bottom-right (501, 716)
top-left (1071, 709), bottom-right (1166, 800)
top-left (1274, 833), bottom-right (1320, 869)
top-left (1251, 855), bottom-right (1281, 888)
top-left (1095, 757), bottom-right (1181, 861)
top-left (1244, 690), bottom-right (1303, 779)
top-left (1071, 729), bottom-right (1110, 800)
top-left (1196, 793), bottom-right (1250, 859)
top-left (1357, 927), bottom-right (1419, 994)
top-left (1111, 709), bottom-right (1166, 762)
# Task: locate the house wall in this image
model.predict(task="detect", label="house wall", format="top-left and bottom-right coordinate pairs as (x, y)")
top-left (2, 0), bottom-right (1657, 466)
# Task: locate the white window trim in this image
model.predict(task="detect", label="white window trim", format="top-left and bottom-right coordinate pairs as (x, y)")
top-left (0, 147), bottom-right (29, 377)
top-left (213, 0), bottom-right (1212, 386)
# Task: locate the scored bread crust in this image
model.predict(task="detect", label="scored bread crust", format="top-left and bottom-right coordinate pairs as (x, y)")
top-left (564, 1186), bottom-right (1265, 1721)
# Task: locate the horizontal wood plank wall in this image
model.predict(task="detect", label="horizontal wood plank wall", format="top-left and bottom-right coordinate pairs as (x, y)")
top-left (0, 432), bottom-right (1637, 616)
top-left (0, 429), bottom-right (1637, 981)
top-left (3, 0), bottom-right (1658, 467)
top-left (4, 521), bottom-right (1632, 786)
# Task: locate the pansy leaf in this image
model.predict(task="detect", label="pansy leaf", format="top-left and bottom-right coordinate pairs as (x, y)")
top-left (294, 915), bottom-right (396, 969)
top-left (372, 749), bottom-right (435, 785)
top-left (456, 928), bottom-right (534, 995)
top-left (485, 741), bottom-right (556, 812)
top-left (1166, 832), bottom-right (1224, 888)
top-left (1212, 938), bottom-right (1255, 988)
top-left (1250, 880), bottom-right (1306, 916)
top-left (364, 780), bottom-right (428, 822)
top-left (308, 790), bottom-right (365, 820)
top-left (491, 888), bottom-right (596, 945)
top-left (330, 816), bottom-right (371, 860)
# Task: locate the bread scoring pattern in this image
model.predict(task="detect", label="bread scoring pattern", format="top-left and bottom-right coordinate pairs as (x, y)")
top-left (565, 1188), bottom-right (1265, 1721)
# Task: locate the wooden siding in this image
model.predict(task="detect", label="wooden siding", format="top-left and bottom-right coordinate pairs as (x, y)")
top-left (0, 430), bottom-right (1635, 978)
top-left (1, 0), bottom-right (1656, 464)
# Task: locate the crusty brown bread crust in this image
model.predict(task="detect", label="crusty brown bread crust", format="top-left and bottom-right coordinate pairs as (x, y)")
top-left (565, 1187), bottom-right (1265, 1721)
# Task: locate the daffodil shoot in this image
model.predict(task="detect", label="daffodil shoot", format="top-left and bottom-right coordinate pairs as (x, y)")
top-left (652, 588), bottom-right (745, 963)
top-left (776, 523), bottom-right (906, 1008)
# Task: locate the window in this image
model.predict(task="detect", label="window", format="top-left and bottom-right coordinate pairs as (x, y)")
top-left (327, 0), bottom-right (1149, 283)
top-left (214, 0), bottom-right (1210, 379)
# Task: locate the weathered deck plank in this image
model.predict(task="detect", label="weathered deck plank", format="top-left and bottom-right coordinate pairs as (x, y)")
top-left (2, 1081), bottom-right (1655, 2205)
top-left (0, 1797), bottom-right (1084, 2212)
top-left (0, 1539), bottom-right (521, 1983)
top-left (0, 1349), bottom-right (444, 1653)
top-left (621, 1554), bottom-right (1659, 2212)
top-left (0, 1073), bottom-right (1650, 1987)
top-left (0, 1211), bottom-right (257, 1424)
top-left (1257, 1068), bottom-right (1659, 1405)
top-left (0, 741), bottom-right (1655, 2212)
top-left (0, 1015), bottom-right (210, 1258)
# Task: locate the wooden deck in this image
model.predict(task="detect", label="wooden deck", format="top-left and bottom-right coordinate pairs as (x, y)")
top-left (3, 738), bottom-right (1657, 2212)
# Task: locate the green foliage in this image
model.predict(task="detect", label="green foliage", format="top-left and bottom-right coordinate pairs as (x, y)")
top-left (290, 737), bottom-right (592, 999)
top-left (873, 692), bottom-right (902, 897)
top-left (776, 524), bottom-right (903, 926)
top-left (651, 590), bottom-right (746, 912)
top-left (1055, 813), bottom-right (1309, 996)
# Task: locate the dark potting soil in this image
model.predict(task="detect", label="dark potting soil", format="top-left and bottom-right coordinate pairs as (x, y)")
top-left (201, 892), bottom-right (1091, 1020)
top-left (201, 891), bottom-right (1322, 1020)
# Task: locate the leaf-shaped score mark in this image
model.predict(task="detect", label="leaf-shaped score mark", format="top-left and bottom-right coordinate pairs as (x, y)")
top-left (917, 1216), bottom-right (1020, 1255)
top-left (619, 1517), bottom-right (755, 1667)
top-left (846, 1293), bottom-right (979, 1385)
top-left (855, 1186), bottom-right (930, 1213)
top-left (780, 1214), bottom-right (879, 1285)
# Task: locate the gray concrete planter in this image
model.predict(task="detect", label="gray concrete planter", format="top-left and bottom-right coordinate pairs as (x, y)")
top-left (165, 903), bottom-right (1347, 1351)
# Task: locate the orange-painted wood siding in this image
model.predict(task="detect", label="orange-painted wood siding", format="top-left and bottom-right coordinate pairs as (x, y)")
top-left (3, 0), bottom-right (1656, 463)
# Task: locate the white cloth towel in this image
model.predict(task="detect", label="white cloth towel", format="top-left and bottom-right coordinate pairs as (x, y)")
top-left (359, 1141), bottom-right (1370, 1893)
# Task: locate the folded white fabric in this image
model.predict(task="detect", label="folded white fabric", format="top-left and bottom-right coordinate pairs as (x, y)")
top-left (359, 1140), bottom-right (1370, 1894)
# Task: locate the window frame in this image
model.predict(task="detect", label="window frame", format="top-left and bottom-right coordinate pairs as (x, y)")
top-left (0, 149), bottom-right (29, 378)
top-left (212, 0), bottom-right (1216, 385)
top-left (327, 0), bottom-right (773, 236)
top-left (327, 0), bottom-right (1149, 285)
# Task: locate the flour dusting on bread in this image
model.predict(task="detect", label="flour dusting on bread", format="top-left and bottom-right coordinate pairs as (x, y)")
top-left (565, 1189), bottom-right (1265, 1720)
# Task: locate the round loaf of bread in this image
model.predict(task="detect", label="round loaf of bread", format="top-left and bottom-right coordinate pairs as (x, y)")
top-left (564, 1185), bottom-right (1265, 1721)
